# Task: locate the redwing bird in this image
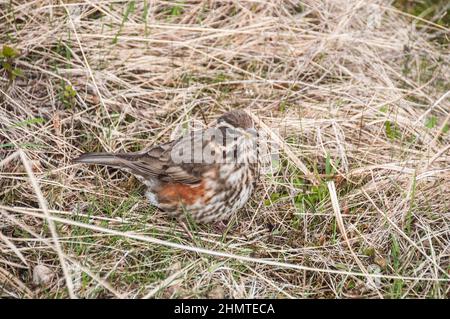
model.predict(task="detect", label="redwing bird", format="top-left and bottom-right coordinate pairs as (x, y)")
top-left (73, 110), bottom-right (260, 223)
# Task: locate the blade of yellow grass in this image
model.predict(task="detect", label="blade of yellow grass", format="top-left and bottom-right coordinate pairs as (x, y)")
top-left (362, 189), bottom-right (448, 278)
top-left (1, 209), bottom-right (124, 298)
top-left (3, 205), bottom-right (448, 283)
top-left (327, 181), bottom-right (383, 298)
top-left (0, 150), bottom-right (19, 169)
top-left (0, 231), bottom-right (29, 266)
top-left (247, 111), bottom-right (319, 185)
top-left (142, 260), bottom-right (198, 299)
top-left (61, 1), bottom-right (112, 125)
top-left (19, 150), bottom-right (77, 299)
top-left (0, 266), bottom-right (33, 298)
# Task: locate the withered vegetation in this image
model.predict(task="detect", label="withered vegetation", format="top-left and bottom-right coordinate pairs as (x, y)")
top-left (0, 0), bottom-right (449, 298)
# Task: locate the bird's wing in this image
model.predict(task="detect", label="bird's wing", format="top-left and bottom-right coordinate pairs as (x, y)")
top-left (117, 130), bottom-right (218, 184)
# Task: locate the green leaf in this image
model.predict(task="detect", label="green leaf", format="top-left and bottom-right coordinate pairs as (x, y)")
top-left (12, 68), bottom-right (23, 77)
top-left (124, 1), bottom-right (136, 21)
top-left (143, 0), bottom-right (149, 19)
top-left (379, 106), bottom-right (388, 113)
top-left (2, 45), bottom-right (19, 58)
top-left (11, 117), bottom-right (46, 128)
top-left (425, 116), bottom-right (437, 129)
top-left (2, 61), bottom-right (12, 72)
top-left (364, 247), bottom-right (375, 257)
top-left (64, 85), bottom-right (77, 97)
top-left (385, 121), bottom-right (401, 140)
top-left (443, 124), bottom-right (449, 134)
top-left (0, 142), bottom-right (42, 149)
top-left (170, 4), bottom-right (182, 16)
top-left (325, 153), bottom-right (332, 176)
top-left (0, 143), bottom-right (15, 149)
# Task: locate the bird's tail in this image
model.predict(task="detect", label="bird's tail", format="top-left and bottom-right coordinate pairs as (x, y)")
top-left (72, 152), bottom-right (137, 167)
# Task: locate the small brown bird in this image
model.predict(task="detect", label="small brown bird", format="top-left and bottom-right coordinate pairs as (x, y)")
top-left (73, 110), bottom-right (260, 223)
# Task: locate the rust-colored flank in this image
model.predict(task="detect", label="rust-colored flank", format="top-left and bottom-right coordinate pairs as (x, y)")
top-left (158, 182), bottom-right (206, 205)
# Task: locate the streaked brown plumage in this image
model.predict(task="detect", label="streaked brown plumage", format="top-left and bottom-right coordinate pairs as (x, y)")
top-left (73, 110), bottom-right (260, 223)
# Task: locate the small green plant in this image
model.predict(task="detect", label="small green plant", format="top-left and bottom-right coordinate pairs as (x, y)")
top-left (211, 72), bottom-right (230, 93)
top-left (443, 124), bottom-right (449, 134)
top-left (54, 38), bottom-right (72, 63)
top-left (379, 105), bottom-right (388, 113)
top-left (325, 153), bottom-right (334, 177)
top-left (364, 247), bottom-right (376, 257)
top-left (264, 192), bottom-right (288, 206)
top-left (0, 45), bottom-right (23, 84)
top-left (0, 142), bottom-right (42, 149)
top-left (61, 84), bottom-right (77, 108)
top-left (295, 182), bottom-right (328, 210)
top-left (10, 117), bottom-right (45, 128)
top-left (425, 116), bottom-right (437, 129)
top-left (170, 4), bottom-right (183, 17)
top-left (394, 0), bottom-right (449, 28)
top-left (213, 72), bottom-right (228, 84)
top-left (390, 235), bottom-right (404, 298)
top-left (279, 101), bottom-right (287, 113)
top-left (112, 1), bottom-right (136, 44)
top-left (385, 121), bottom-right (401, 140)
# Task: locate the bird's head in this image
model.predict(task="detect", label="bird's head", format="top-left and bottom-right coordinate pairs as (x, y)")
top-left (217, 110), bottom-right (257, 138)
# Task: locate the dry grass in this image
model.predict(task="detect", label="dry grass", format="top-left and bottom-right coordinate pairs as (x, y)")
top-left (0, 0), bottom-right (449, 299)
